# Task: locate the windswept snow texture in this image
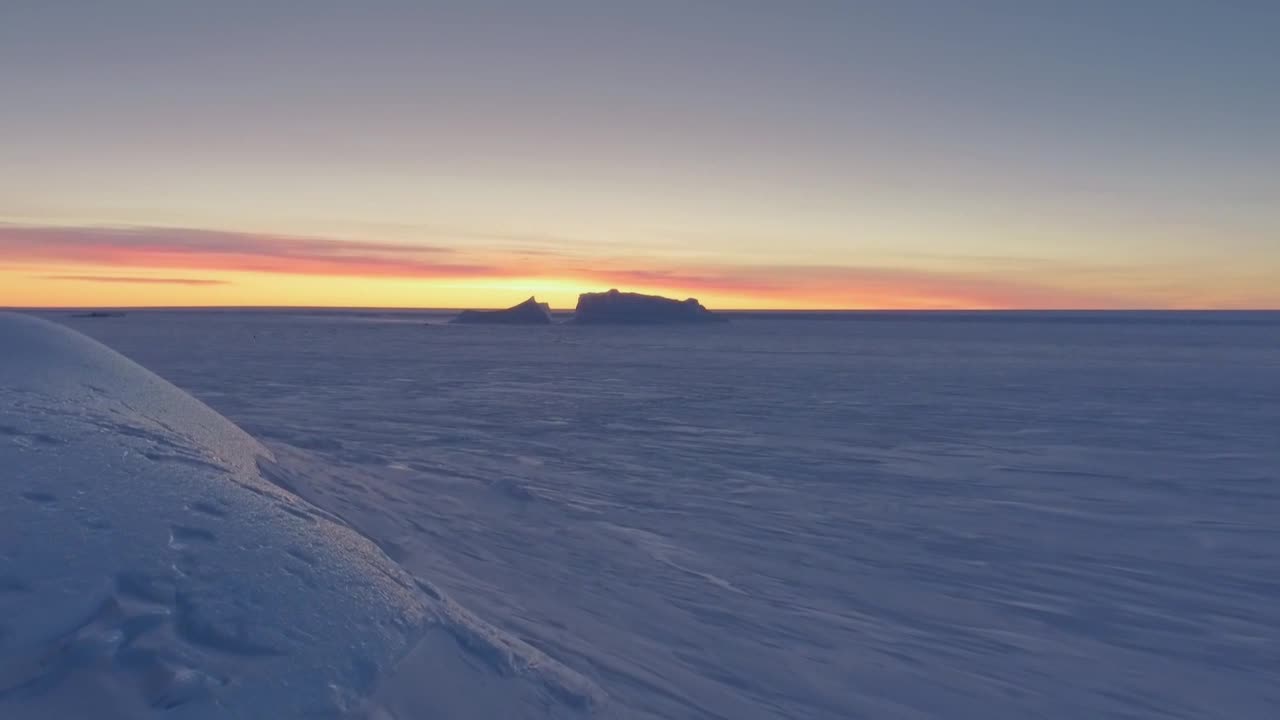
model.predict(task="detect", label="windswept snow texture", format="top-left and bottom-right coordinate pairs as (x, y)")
top-left (0, 313), bottom-right (597, 719)
top-left (55, 309), bottom-right (1280, 719)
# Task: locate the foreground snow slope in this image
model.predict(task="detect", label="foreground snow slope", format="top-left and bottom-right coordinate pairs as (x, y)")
top-left (0, 313), bottom-right (596, 719)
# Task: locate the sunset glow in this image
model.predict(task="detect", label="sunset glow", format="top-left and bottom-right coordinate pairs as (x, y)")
top-left (2, 221), bottom-right (1275, 310)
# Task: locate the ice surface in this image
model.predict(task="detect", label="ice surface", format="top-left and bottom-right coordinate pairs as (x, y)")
top-left (48, 309), bottom-right (1280, 719)
top-left (0, 313), bottom-right (596, 719)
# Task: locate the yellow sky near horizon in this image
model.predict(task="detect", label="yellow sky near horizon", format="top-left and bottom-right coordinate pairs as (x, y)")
top-left (4, 260), bottom-right (1275, 311)
top-left (1, 215), bottom-right (1275, 311)
top-left (0, 266), bottom-right (924, 311)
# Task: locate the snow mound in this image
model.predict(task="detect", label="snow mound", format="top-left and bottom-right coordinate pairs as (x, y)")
top-left (452, 297), bottom-right (554, 325)
top-left (572, 289), bottom-right (726, 324)
top-left (0, 313), bottom-right (594, 718)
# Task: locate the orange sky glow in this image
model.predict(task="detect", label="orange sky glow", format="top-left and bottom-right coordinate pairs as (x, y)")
top-left (0, 223), bottom-right (1274, 311)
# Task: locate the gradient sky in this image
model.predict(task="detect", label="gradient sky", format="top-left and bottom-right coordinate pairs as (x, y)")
top-left (2, 1), bottom-right (1277, 309)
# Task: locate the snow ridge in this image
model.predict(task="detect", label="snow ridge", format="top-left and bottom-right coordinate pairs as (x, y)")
top-left (0, 313), bottom-right (597, 719)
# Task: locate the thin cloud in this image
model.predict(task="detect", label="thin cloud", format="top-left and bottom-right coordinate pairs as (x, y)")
top-left (0, 224), bottom-right (498, 279)
top-left (37, 275), bottom-right (231, 286)
top-left (563, 263), bottom-right (1135, 309)
top-left (0, 221), bottom-right (1205, 308)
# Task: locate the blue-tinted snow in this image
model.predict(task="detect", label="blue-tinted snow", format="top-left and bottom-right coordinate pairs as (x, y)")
top-left (54, 310), bottom-right (1280, 719)
top-left (0, 313), bottom-right (594, 719)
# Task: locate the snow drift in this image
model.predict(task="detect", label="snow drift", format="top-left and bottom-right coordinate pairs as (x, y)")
top-left (0, 313), bottom-right (596, 719)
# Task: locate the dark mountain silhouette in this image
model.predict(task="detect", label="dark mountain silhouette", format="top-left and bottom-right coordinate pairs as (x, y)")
top-left (572, 289), bottom-right (726, 324)
top-left (452, 297), bottom-right (554, 324)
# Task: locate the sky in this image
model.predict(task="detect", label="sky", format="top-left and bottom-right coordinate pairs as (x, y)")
top-left (2, 1), bottom-right (1277, 309)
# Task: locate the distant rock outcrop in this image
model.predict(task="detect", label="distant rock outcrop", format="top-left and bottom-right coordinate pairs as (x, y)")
top-left (572, 289), bottom-right (726, 324)
top-left (452, 297), bottom-right (553, 325)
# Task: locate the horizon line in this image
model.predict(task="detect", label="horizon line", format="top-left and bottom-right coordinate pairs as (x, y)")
top-left (5, 305), bottom-right (1278, 314)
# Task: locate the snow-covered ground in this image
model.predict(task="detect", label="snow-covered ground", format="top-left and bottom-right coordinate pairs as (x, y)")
top-left (0, 313), bottom-right (594, 719)
top-left (24, 310), bottom-right (1280, 718)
